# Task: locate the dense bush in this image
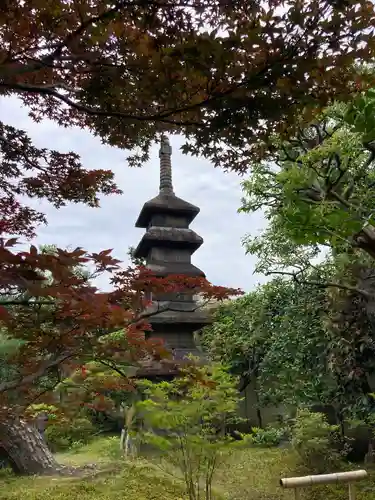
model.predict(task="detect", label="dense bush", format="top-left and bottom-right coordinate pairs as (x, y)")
top-left (249, 425), bottom-right (288, 447)
top-left (45, 417), bottom-right (95, 452)
top-left (291, 409), bottom-right (345, 473)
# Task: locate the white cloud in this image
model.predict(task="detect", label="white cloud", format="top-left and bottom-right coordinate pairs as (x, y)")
top-left (1, 96), bottom-right (267, 292)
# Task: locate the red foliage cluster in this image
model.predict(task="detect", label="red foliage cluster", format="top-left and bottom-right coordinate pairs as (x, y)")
top-left (0, 123), bottom-right (121, 238)
top-left (1, 1), bottom-right (375, 172)
top-left (0, 234), bottom-right (242, 415)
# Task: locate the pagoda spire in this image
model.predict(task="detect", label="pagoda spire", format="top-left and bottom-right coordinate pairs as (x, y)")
top-left (133, 138), bottom-right (210, 377)
top-left (159, 135), bottom-right (174, 195)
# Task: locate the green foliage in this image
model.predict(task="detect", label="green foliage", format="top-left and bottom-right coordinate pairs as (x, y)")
top-left (323, 259), bottom-right (375, 421)
top-left (239, 94), bottom-right (375, 271)
top-left (126, 246), bottom-right (146, 267)
top-left (45, 417), bottom-right (95, 452)
top-left (256, 279), bottom-right (335, 408)
top-left (344, 87), bottom-right (375, 143)
top-left (291, 410), bottom-right (344, 474)
top-left (201, 252), bottom-right (375, 435)
top-left (248, 426), bottom-right (288, 448)
top-left (26, 404), bottom-right (59, 420)
top-left (136, 361), bottom-right (243, 500)
top-left (236, 90), bottom-right (375, 427)
top-left (201, 277), bottom-right (338, 410)
top-left (200, 280), bottom-right (303, 401)
top-left (0, 331), bottom-right (25, 383)
top-left (200, 291), bottom-right (272, 382)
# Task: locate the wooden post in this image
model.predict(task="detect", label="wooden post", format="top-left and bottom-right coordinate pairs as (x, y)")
top-left (348, 483), bottom-right (355, 500)
top-left (294, 488), bottom-right (300, 500)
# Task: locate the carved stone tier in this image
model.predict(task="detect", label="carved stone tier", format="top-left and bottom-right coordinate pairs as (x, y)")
top-left (135, 193), bottom-right (200, 229)
top-left (135, 226), bottom-right (203, 258)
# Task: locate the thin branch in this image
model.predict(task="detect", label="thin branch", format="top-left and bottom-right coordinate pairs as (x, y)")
top-left (0, 351), bottom-right (74, 394)
top-left (21, 378), bottom-right (61, 412)
top-left (137, 298), bottom-right (208, 325)
top-left (95, 358), bottom-right (130, 379)
top-left (0, 300), bottom-right (56, 306)
top-left (1, 25), bottom-right (316, 129)
top-left (321, 226), bottom-right (354, 246)
top-left (0, 0), bottom-right (132, 77)
top-left (280, 144), bottom-right (303, 164)
top-left (329, 189), bottom-right (357, 210)
top-left (266, 270), bottom-right (373, 299)
top-left (0, 81), bottom-right (204, 127)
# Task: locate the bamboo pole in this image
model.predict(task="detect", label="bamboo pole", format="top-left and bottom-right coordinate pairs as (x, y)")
top-left (280, 470), bottom-right (367, 488)
top-left (280, 470), bottom-right (367, 499)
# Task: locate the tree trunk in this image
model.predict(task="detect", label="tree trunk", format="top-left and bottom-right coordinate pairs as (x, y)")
top-left (354, 225), bottom-right (375, 260)
top-left (0, 418), bottom-right (60, 475)
top-left (120, 428), bottom-right (126, 453)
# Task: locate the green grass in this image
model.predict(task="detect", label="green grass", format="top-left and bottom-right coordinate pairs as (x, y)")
top-left (217, 447), bottom-right (294, 499)
top-left (0, 437), bottom-right (185, 500)
top-left (0, 466), bottom-right (185, 500)
top-left (217, 447), bottom-right (375, 500)
top-left (1, 438), bottom-right (375, 499)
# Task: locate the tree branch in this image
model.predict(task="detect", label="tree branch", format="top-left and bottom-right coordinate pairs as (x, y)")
top-left (266, 270), bottom-right (373, 299)
top-left (0, 300), bottom-right (56, 306)
top-left (0, 0), bottom-right (132, 77)
top-left (1, 25), bottom-right (314, 130)
top-left (95, 358), bottom-right (130, 380)
top-left (0, 81), bottom-right (204, 127)
top-left (137, 298), bottom-right (208, 324)
top-left (0, 352), bottom-right (74, 394)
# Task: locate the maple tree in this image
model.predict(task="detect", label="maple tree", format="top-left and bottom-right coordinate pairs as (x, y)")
top-left (1, 0), bottom-right (375, 173)
top-left (0, 236), bottom-right (240, 475)
top-left (0, 122), bottom-right (240, 474)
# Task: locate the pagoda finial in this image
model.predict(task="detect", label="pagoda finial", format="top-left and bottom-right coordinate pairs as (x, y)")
top-left (159, 135), bottom-right (174, 195)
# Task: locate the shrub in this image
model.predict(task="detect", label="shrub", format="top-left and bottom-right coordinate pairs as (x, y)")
top-left (45, 417), bottom-right (95, 452)
top-left (249, 425), bottom-right (288, 447)
top-left (97, 435), bottom-right (123, 460)
top-left (136, 361), bottom-right (245, 500)
top-left (291, 409), bottom-right (344, 473)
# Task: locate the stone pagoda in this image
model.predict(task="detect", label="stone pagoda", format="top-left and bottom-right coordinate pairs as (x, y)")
top-left (133, 136), bottom-right (211, 378)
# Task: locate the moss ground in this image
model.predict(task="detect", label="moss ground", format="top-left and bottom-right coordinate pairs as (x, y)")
top-left (1, 438), bottom-right (374, 499)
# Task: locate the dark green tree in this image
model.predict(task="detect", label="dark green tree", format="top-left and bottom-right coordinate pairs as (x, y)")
top-left (201, 261), bottom-right (375, 430)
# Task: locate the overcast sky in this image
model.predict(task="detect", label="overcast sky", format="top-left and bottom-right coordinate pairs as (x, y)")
top-left (2, 96), bottom-right (267, 293)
